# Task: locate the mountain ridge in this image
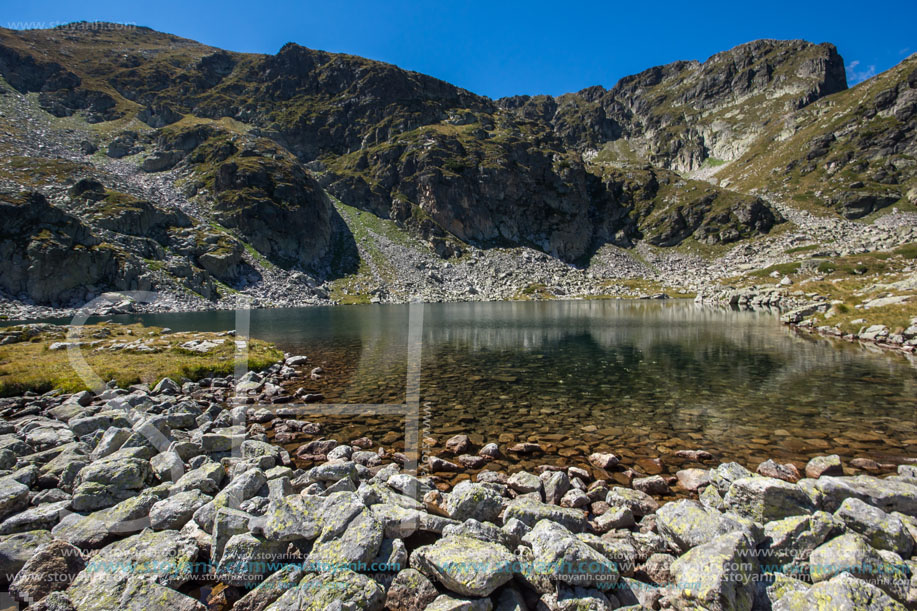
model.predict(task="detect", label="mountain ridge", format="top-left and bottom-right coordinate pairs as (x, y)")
top-left (0, 24), bottom-right (913, 320)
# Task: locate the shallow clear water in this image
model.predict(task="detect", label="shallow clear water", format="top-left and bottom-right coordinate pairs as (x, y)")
top-left (62, 299), bottom-right (917, 477)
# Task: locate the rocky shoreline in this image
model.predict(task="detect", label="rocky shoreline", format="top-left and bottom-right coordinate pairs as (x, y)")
top-left (0, 355), bottom-right (914, 610)
top-left (696, 287), bottom-right (917, 358)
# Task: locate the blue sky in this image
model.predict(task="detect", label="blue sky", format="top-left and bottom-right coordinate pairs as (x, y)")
top-left (4, 0), bottom-right (914, 98)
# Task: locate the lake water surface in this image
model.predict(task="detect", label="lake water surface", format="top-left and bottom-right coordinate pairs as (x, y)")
top-left (81, 299), bottom-right (917, 478)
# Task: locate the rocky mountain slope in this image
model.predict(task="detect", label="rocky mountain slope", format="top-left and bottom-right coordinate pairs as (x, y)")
top-left (0, 23), bottom-right (914, 321)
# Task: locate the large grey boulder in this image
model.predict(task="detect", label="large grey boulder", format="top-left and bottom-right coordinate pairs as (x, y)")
top-left (537, 585), bottom-right (615, 610)
top-left (233, 564), bottom-right (304, 611)
top-left (0, 500), bottom-right (69, 534)
top-left (149, 490), bottom-right (211, 530)
top-left (425, 594), bottom-right (493, 611)
top-left (66, 529), bottom-right (199, 610)
top-left (117, 576), bottom-right (206, 610)
top-left (307, 505), bottom-right (384, 567)
top-left (668, 530), bottom-right (759, 611)
top-left (811, 475), bottom-right (917, 514)
top-left (656, 499), bottom-right (752, 553)
top-left (256, 493), bottom-right (323, 542)
top-left (724, 476), bottom-right (814, 522)
top-left (834, 497), bottom-right (915, 556)
top-left (265, 569), bottom-right (384, 611)
top-left (371, 503), bottom-right (457, 539)
top-left (709, 462), bottom-right (755, 494)
top-left (215, 532), bottom-right (286, 587)
top-left (445, 481), bottom-right (503, 523)
top-left (522, 520), bottom-right (619, 588)
top-left (52, 491), bottom-right (163, 548)
top-left (0, 478), bottom-right (30, 519)
top-left (809, 533), bottom-right (909, 601)
top-left (410, 534), bottom-right (515, 597)
top-left (605, 487), bottom-right (659, 517)
top-left (761, 510), bottom-right (843, 569)
top-left (773, 572), bottom-right (907, 611)
top-left (170, 461), bottom-right (224, 495)
top-left (503, 496), bottom-right (588, 532)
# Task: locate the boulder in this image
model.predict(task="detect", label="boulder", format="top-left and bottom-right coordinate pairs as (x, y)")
top-left (149, 490), bottom-right (211, 530)
top-left (522, 519), bottom-right (619, 588)
top-left (257, 494), bottom-right (323, 542)
top-left (724, 476), bottom-right (814, 522)
top-left (233, 563), bottom-right (304, 611)
top-left (605, 487), bottom-right (658, 517)
top-left (503, 496), bottom-right (588, 532)
top-left (656, 499), bottom-right (752, 553)
top-left (834, 497), bottom-right (914, 556)
top-left (410, 535), bottom-right (514, 597)
top-left (214, 533), bottom-right (286, 587)
top-left (445, 481), bottom-right (503, 523)
top-left (266, 569), bottom-right (384, 611)
top-left (761, 510), bottom-right (843, 569)
top-left (809, 533), bottom-right (909, 600)
top-left (669, 530), bottom-right (759, 611)
top-left (812, 475), bottom-right (917, 514)
top-left (773, 571), bottom-right (907, 611)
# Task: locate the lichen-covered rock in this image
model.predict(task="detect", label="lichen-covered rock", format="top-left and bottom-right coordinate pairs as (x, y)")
top-left (656, 499), bottom-right (753, 553)
top-left (503, 496), bottom-right (589, 532)
top-left (773, 571), bottom-right (907, 611)
top-left (724, 476), bottom-right (814, 522)
top-left (117, 576), bottom-right (206, 611)
top-left (0, 499), bottom-right (70, 534)
top-left (0, 478), bottom-right (30, 519)
top-left (834, 497), bottom-right (915, 556)
top-left (761, 510), bottom-right (843, 570)
top-left (410, 534), bottom-right (515, 597)
top-left (265, 569), bottom-right (384, 611)
top-left (442, 518), bottom-right (516, 548)
top-left (214, 532), bottom-right (286, 587)
top-left (256, 493), bottom-right (323, 542)
top-left (169, 462), bottom-right (225, 495)
top-left (372, 503), bottom-right (457, 538)
top-left (809, 533), bottom-right (909, 600)
top-left (709, 462), bottom-right (755, 494)
top-left (385, 568), bottom-right (439, 611)
top-left (507, 471), bottom-right (542, 494)
top-left (66, 529), bottom-right (199, 610)
top-left (306, 506), bottom-right (383, 567)
top-left (233, 564), bottom-right (304, 611)
top-left (52, 491), bottom-right (163, 548)
top-left (445, 481), bottom-right (503, 523)
top-left (668, 530), bottom-right (759, 611)
top-left (149, 489), bottom-right (211, 530)
top-left (812, 475), bottom-right (917, 514)
top-left (605, 487), bottom-right (658, 517)
top-left (522, 520), bottom-right (620, 588)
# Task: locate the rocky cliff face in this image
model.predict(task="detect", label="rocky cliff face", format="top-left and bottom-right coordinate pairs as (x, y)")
top-left (0, 24), bottom-right (912, 310)
top-left (503, 40), bottom-right (847, 171)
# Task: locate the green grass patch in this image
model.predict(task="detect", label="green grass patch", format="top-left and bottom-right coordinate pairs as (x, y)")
top-left (0, 323), bottom-right (282, 396)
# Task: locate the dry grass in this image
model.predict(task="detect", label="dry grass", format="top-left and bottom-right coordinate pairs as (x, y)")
top-left (0, 323), bottom-right (282, 396)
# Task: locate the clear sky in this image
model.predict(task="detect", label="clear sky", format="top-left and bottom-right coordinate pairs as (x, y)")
top-left (4, 0), bottom-right (915, 99)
